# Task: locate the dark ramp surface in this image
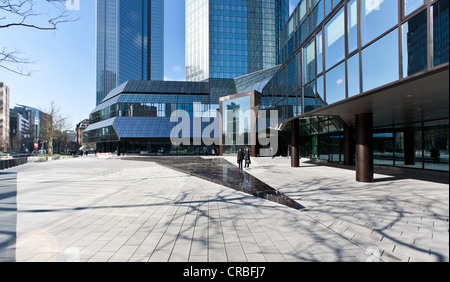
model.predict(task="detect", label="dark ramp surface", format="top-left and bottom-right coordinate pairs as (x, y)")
top-left (124, 156), bottom-right (304, 211)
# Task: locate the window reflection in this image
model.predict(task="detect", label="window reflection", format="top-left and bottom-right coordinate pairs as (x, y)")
top-left (404, 0), bottom-right (424, 17)
top-left (402, 10), bottom-right (428, 78)
top-left (362, 29), bottom-right (399, 92)
top-left (433, 0), bottom-right (450, 66)
top-left (347, 0), bottom-right (358, 53)
top-left (325, 8), bottom-right (345, 70)
top-left (303, 39), bottom-right (316, 83)
top-left (325, 62), bottom-right (345, 104)
top-left (347, 53), bottom-right (360, 97)
top-left (361, 0), bottom-right (398, 46)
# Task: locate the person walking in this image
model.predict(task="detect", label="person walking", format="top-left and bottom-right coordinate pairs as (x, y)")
top-left (244, 148), bottom-right (251, 168)
top-left (237, 148), bottom-right (245, 170)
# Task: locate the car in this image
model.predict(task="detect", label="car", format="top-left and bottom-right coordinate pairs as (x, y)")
top-left (0, 153), bottom-right (13, 160)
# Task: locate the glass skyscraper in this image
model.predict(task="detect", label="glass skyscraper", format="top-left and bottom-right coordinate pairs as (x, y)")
top-left (185, 0), bottom-right (289, 82)
top-left (96, 0), bottom-right (164, 105)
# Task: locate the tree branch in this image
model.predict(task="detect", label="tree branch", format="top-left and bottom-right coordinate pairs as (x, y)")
top-left (0, 0), bottom-right (79, 75)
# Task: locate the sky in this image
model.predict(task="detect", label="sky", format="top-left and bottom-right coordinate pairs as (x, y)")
top-left (0, 0), bottom-right (299, 129)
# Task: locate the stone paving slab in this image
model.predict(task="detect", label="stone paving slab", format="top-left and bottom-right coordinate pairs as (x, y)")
top-left (222, 156), bottom-right (449, 262)
top-left (0, 156), bottom-right (448, 262)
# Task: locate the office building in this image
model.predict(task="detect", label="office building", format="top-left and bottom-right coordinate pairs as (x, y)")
top-left (96, 0), bottom-right (164, 105)
top-left (10, 104), bottom-right (47, 153)
top-left (9, 110), bottom-right (30, 153)
top-left (0, 83), bottom-right (10, 152)
top-left (185, 0), bottom-right (289, 82)
top-left (251, 0), bottom-right (449, 180)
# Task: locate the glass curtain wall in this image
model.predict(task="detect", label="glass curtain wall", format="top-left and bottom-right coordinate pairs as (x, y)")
top-left (299, 117), bottom-right (449, 171)
top-left (96, 0), bottom-right (164, 105)
top-left (186, 0), bottom-right (289, 82)
top-left (263, 0), bottom-right (449, 123)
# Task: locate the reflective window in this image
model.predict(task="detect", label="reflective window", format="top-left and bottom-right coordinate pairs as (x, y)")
top-left (433, 0), bottom-right (450, 66)
top-left (347, 0), bottom-right (358, 53)
top-left (402, 10), bottom-right (428, 77)
top-left (373, 127), bottom-right (394, 166)
top-left (303, 39), bottom-right (316, 83)
top-left (362, 29), bottom-right (399, 92)
top-left (304, 80), bottom-right (316, 113)
top-left (313, 0), bottom-right (324, 29)
top-left (404, 0), bottom-right (424, 17)
top-left (325, 62), bottom-right (345, 104)
top-left (324, 0), bottom-right (333, 16)
top-left (347, 53), bottom-right (360, 97)
top-left (424, 119), bottom-right (449, 171)
top-left (361, 0), bottom-right (398, 46)
top-left (316, 75), bottom-right (324, 108)
top-left (324, 8), bottom-right (345, 70)
top-left (317, 31), bottom-right (323, 74)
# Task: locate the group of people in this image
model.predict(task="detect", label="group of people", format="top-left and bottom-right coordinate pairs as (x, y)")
top-left (237, 148), bottom-right (251, 170)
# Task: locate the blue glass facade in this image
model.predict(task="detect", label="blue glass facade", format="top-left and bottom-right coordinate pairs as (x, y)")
top-left (262, 0), bottom-right (449, 171)
top-left (96, 0), bottom-right (164, 105)
top-left (185, 0), bottom-right (289, 82)
top-left (264, 0), bottom-right (449, 120)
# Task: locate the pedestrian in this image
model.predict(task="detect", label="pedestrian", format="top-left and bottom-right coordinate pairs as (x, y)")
top-left (271, 147), bottom-right (275, 159)
top-left (244, 148), bottom-right (251, 168)
top-left (430, 146), bottom-right (440, 164)
top-left (237, 148), bottom-right (244, 170)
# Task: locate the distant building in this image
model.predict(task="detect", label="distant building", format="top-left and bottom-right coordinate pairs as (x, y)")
top-left (9, 110), bottom-right (30, 153)
top-left (76, 119), bottom-right (89, 145)
top-left (0, 83), bottom-right (10, 152)
top-left (64, 130), bottom-right (77, 143)
top-left (10, 104), bottom-right (47, 153)
top-left (185, 0), bottom-right (289, 82)
top-left (96, 0), bottom-right (164, 105)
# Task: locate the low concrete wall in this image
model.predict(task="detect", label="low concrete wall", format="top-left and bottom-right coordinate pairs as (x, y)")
top-left (27, 155), bottom-right (74, 163)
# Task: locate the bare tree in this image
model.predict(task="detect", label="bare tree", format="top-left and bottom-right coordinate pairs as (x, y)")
top-left (0, 0), bottom-right (78, 76)
top-left (39, 101), bottom-right (70, 155)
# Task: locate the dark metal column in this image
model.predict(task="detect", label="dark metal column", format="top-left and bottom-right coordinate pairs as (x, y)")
top-left (404, 125), bottom-right (416, 165)
top-left (117, 141), bottom-right (121, 156)
top-left (355, 113), bottom-right (373, 182)
top-left (291, 119), bottom-right (299, 167)
top-left (344, 124), bottom-right (355, 166)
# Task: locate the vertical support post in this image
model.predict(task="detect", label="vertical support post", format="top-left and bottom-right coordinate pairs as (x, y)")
top-left (355, 113), bottom-right (373, 182)
top-left (291, 119), bottom-right (300, 167)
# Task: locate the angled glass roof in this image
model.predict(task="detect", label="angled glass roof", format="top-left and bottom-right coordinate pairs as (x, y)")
top-left (234, 65), bottom-right (281, 93)
top-left (100, 80), bottom-right (210, 104)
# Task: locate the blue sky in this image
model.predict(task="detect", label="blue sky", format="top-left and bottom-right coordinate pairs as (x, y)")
top-left (0, 0), bottom-right (299, 128)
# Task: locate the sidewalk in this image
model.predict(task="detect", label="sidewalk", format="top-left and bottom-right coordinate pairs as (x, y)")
top-left (0, 156), bottom-right (448, 262)
top-left (222, 156), bottom-right (449, 262)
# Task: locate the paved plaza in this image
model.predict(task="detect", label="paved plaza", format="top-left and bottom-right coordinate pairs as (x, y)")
top-left (0, 155), bottom-right (448, 262)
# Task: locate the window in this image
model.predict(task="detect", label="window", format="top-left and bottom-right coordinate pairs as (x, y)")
top-left (361, 0), bottom-right (398, 46)
top-left (433, 0), bottom-right (450, 66)
top-left (303, 39), bottom-right (316, 84)
top-left (317, 31), bottom-right (323, 74)
top-left (404, 0), bottom-right (424, 17)
top-left (362, 29), bottom-right (399, 92)
top-left (325, 62), bottom-right (345, 104)
top-left (347, 53), bottom-right (360, 97)
top-left (402, 10), bottom-right (428, 77)
top-left (348, 0), bottom-right (358, 53)
top-left (324, 8), bottom-right (345, 70)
